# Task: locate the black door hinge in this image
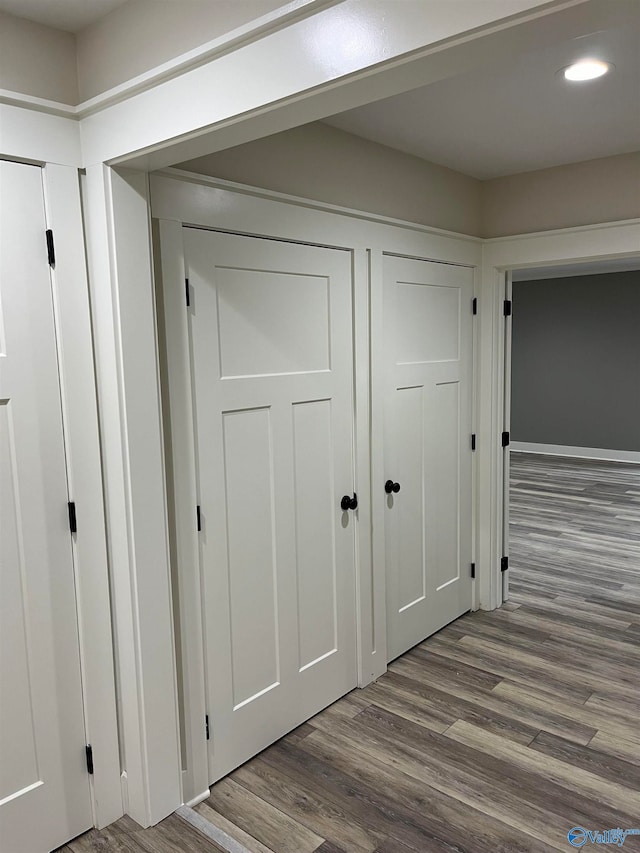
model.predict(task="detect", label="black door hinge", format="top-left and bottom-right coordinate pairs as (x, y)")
top-left (185, 278), bottom-right (190, 308)
top-left (472, 297), bottom-right (478, 315)
top-left (85, 744), bottom-right (94, 775)
top-left (68, 501), bottom-right (77, 534)
top-left (501, 431), bottom-right (510, 447)
top-left (503, 299), bottom-right (512, 317)
top-left (46, 229), bottom-right (55, 267)
top-left (470, 562), bottom-right (476, 579)
top-left (196, 505), bottom-right (202, 532)
top-left (501, 556), bottom-right (509, 572)
top-left (205, 714), bottom-right (210, 741)
top-left (471, 434), bottom-right (476, 451)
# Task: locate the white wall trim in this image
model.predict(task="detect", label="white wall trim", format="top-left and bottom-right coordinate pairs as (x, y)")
top-left (0, 0), bottom-right (581, 125)
top-left (484, 217), bottom-right (640, 244)
top-left (150, 173), bottom-right (481, 265)
top-left (0, 103), bottom-right (81, 166)
top-left (155, 218), bottom-right (209, 808)
top-left (512, 257), bottom-right (640, 280)
top-left (479, 218), bottom-right (640, 613)
top-left (43, 164), bottom-right (123, 829)
top-left (82, 0), bottom-right (584, 168)
top-left (0, 88), bottom-right (77, 118)
top-left (158, 168), bottom-right (482, 243)
top-left (0, 1), bottom-right (337, 120)
top-left (185, 790), bottom-right (211, 809)
top-left (78, 0), bottom-right (339, 118)
top-left (512, 442), bottom-right (640, 464)
top-left (82, 166), bottom-right (182, 827)
top-left (483, 220), bottom-right (640, 272)
top-left (2, 1), bottom-right (614, 172)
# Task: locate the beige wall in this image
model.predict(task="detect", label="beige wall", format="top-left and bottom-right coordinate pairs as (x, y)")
top-left (76, 0), bottom-right (288, 101)
top-left (178, 123), bottom-right (484, 237)
top-left (180, 129), bottom-right (640, 239)
top-left (481, 152), bottom-right (640, 238)
top-left (0, 10), bottom-right (77, 103)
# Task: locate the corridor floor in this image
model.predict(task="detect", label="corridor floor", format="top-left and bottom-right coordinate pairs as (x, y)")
top-left (62, 452), bottom-right (640, 853)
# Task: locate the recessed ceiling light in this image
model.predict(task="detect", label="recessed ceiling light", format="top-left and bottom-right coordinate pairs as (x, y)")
top-left (563, 59), bottom-right (612, 81)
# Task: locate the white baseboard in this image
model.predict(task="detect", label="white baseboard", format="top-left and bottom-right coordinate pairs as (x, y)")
top-left (120, 771), bottom-right (128, 814)
top-left (511, 441), bottom-right (640, 464)
top-left (185, 788), bottom-right (211, 808)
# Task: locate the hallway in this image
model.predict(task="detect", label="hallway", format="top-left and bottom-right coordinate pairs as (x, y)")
top-left (61, 453), bottom-right (640, 853)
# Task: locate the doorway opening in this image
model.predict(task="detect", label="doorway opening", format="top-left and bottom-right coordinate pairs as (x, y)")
top-left (504, 257), bottom-right (640, 614)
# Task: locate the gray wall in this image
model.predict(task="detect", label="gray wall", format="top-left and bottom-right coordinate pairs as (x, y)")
top-left (511, 271), bottom-right (640, 451)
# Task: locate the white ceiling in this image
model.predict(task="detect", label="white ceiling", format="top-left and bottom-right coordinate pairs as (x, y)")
top-left (0, 0), bottom-right (127, 31)
top-left (326, 6), bottom-right (640, 179)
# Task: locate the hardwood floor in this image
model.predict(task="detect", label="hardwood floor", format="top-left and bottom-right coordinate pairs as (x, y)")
top-left (61, 452), bottom-right (640, 853)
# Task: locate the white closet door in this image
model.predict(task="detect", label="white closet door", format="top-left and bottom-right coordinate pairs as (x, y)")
top-left (383, 255), bottom-right (474, 662)
top-left (184, 228), bottom-right (357, 782)
top-left (0, 162), bottom-right (92, 852)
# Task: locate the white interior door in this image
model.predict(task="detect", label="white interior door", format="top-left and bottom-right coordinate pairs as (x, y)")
top-left (184, 228), bottom-right (358, 783)
top-left (383, 254), bottom-right (474, 662)
top-left (0, 161), bottom-right (93, 852)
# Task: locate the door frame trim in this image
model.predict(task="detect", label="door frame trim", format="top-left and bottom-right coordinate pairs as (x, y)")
top-left (479, 218), bottom-right (640, 610)
top-left (42, 163), bottom-right (123, 829)
top-left (151, 169), bottom-right (482, 804)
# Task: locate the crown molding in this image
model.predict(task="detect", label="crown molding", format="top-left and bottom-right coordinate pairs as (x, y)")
top-left (155, 167), bottom-right (483, 243)
top-left (0, 0), bottom-right (339, 121)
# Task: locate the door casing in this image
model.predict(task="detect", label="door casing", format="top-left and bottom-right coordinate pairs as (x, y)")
top-left (480, 223), bottom-right (640, 611)
top-left (0, 159), bottom-right (122, 834)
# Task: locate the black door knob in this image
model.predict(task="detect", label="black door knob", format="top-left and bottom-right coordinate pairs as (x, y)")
top-left (340, 493), bottom-right (358, 511)
top-left (385, 480), bottom-right (401, 494)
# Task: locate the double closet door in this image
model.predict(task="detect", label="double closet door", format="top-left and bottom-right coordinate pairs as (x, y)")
top-left (184, 229), bottom-right (358, 782)
top-left (174, 225), bottom-right (475, 784)
top-left (383, 255), bottom-right (474, 661)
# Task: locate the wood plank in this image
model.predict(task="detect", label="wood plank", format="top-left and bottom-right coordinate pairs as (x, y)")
top-left (204, 777), bottom-right (324, 853)
top-left (529, 729), bottom-right (640, 790)
top-left (233, 758), bottom-right (381, 853)
top-left (492, 680), bottom-right (640, 747)
top-left (444, 719), bottom-right (640, 814)
top-left (390, 657), bottom-right (597, 745)
top-left (299, 722), bottom-right (559, 852)
top-left (302, 706), bottom-right (599, 850)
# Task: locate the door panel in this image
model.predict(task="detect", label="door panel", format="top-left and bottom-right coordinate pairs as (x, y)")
top-left (216, 267), bottom-right (331, 377)
top-left (431, 381), bottom-right (461, 590)
top-left (222, 406), bottom-right (280, 708)
top-left (384, 255), bottom-right (473, 662)
top-left (0, 161), bottom-right (92, 852)
top-left (394, 385), bottom-right (425, 611)
top-left (396, 281), bottom-right (460, 364)
top-left (292, 399), bottom-right (339, 670)
top-left (184, 229), bottom-right (357, 782)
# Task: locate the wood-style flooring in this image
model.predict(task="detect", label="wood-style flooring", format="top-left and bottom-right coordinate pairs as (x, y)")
top-left (61, 452), bottom-right (640, 853)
